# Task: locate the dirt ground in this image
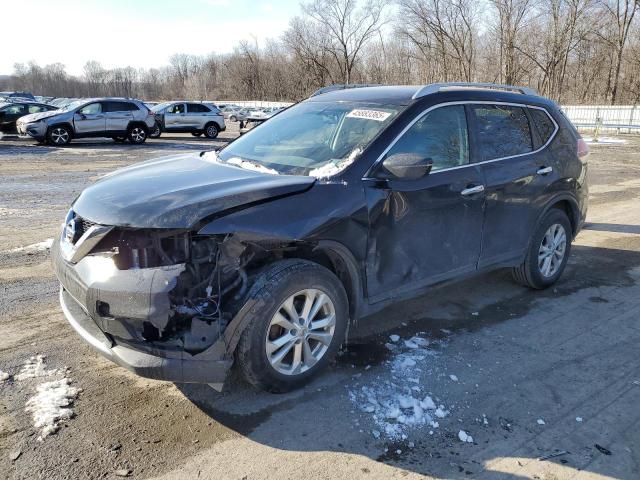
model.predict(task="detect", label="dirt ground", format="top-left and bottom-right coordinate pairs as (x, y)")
top-left (1, 127), bottom-right (639, 480)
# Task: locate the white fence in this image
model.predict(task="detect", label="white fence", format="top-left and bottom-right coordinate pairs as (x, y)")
top-left (561, 105), bottom-right (640, 134)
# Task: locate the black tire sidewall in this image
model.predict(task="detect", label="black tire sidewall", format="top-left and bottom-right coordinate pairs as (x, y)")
top-left (526, 209), bottom-right (572, 288)
top-left (237, 261), bottom-right (348, 392)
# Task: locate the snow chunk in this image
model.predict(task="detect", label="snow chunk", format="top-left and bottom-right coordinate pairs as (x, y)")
top-left (15, 355), bottom-right (57, 381)
top-left (449, 374), bottom-right (458, 382)
top-left (389, 334), bottom-right (400, 343)
top-left (537, 418), bottom-right (546, 425)
top-left (309, 147), bottom-right (362, 179)
top-left (25, 378), bottom-right (80, 440)
top-left (420, 396), bottom-right (436, 410)
top-left (0, 370), bottom-right (10, 381)
top-left (583, 136), bottom-right (626, 145)
top-left (458, 430), bottom-right (473, 443)
top-left (8, 239), bottom-right (53, 253)
top-left (226, 157), bottom-right (279, 175)
top-left (576, 417), bottom-right (583, 422)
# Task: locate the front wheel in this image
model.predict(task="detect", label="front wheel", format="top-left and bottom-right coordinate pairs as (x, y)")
top-left (204, 123), bottom-right (219, 139)
top-left (128, 125), bottom-right (147, 144)
top-left (512, 208), bottom-right (572, 289)
top-left (149, 124), bottom-right (161, 138)
top-left (236, 260), bottom-right (348, 393)
top-left (47, 126), bottom-right (72, 146)
top-left (229, 115), bottom-right (237, 122)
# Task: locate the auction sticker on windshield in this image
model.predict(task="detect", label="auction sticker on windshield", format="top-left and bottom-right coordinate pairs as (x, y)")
top-left (346, 109), bottom-right (392, 122)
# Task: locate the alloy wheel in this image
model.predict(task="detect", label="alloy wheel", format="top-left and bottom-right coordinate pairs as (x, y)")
top-left (131, 127), bottom-right (146, 143)
top-left (538, 223), bottom-right (567, 277)
top-left (265, 289), bottom-right (336, 376)
top-left (51, 128), bottom-right (69, 145)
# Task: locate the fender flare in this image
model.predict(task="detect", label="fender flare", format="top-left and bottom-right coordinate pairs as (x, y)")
top-left (537, 193), bottom-right (581, 236)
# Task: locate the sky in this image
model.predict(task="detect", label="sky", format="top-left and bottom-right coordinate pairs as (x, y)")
top-left (2, 0), bottom-right (302, 75)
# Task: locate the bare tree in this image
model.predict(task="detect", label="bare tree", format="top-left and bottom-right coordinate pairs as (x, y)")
top-left (597, 0), bottom-right (639, 103)
top-left (301, 0), bottom-right (386, 84)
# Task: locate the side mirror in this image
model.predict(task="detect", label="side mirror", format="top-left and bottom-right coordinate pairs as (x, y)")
top-left (382, 153), bottom-right (433, 180)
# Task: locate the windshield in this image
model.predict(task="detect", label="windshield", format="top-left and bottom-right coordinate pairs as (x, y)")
top-left (151, 102), bottom-right (172, 112)
top-left (216, 101), bottom-right (402, 176)
top-left (60, 100), bottom-right (84, 112)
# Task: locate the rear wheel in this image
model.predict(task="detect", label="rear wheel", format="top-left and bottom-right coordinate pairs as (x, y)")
top-left (236, 260), bottom-right (348, 393)
top-left (512, 208), bottom-right (572, 289)
top-left (47, 126), bottom-right (71, 146)
top-left (204, 123), bottom-right (219, 139)
top-left (128, 125), bottom-right (147, 144)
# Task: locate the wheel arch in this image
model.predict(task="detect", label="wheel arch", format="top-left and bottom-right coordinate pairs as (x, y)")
top-left (47, 122), bottom-right (74, 137)
top-left (539, 194), bottom-right (581, 237)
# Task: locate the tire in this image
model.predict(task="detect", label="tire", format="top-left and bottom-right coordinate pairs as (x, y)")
top-left (149, 124), bottom-right (161, 138)
top-left (229, 115), bottom-right (237, 122)
top-left (236, 260), bottom-right (349, 393)
top-left (47, 125), bottom-right (72, 146)
top-left (128, 125), bottom-right (147, 144)
top-left (191, 132), bottom-right (203, 137)
top-left (512, 208), bottom-right (572, 289)
top-left (112, 136), bottom-right (127, 143)
top-left (204, 123), bottom-right (219, 139)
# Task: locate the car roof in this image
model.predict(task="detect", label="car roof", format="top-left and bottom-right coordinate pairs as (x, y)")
top-left (306, 84), bottom-right (557, 109)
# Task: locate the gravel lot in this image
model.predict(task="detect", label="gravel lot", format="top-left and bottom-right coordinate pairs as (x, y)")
top-left (1, 128), bottom-right (639, 480)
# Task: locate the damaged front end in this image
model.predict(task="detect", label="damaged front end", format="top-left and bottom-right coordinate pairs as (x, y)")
top-left (53, 211), bottom-right (263, 389)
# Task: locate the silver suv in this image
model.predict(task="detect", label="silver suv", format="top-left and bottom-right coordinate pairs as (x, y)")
top-left (149, 101), bottom-right (225, 139)
top-left (17, 98), bottom-right (155, 145)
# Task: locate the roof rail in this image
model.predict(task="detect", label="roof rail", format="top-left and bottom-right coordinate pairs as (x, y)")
top-left (310, 83), bottom-right (382, 97)
top-left (413, 82), bottom-right (537, 99)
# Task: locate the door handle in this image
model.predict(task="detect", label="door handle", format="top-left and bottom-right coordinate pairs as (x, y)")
top-left (461, 185), bottom-right (485, 196)
top-left (537, 166), bottom-right (553, 175)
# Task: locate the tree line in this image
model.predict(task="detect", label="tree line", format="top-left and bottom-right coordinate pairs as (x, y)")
top-left (3, 0), bottom-right (639, 105)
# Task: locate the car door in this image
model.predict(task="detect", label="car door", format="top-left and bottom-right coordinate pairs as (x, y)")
top-left (104, 101), bottom-right (135, 133)
top-left (364, 104), bottom-right (485, 301)
top-left (469, 103), bottom-right (559, 268)
top-left (73, 102), bottom-right (105, 135)
top-left (186, 103), bottom-right (209, 129)
top-left (0, 104), bottom-right (27, 133)
top-left (164, 103), bottom-right (185, 130)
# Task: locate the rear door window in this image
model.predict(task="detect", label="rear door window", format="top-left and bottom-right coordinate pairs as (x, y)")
top-left (529, 107), bottom-right (556, 145)
top-left (385, 105), bottom-right (469, 172)
top-left (187, 103), bottom-right (210, 113)
top-left (471, 105), bottom-right (533, 160)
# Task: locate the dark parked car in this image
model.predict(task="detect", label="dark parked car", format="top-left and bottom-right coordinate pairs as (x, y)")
top-left (0, 101), bottom-right (57, 135)
top-left (52, 83), bottom-right (588, 392)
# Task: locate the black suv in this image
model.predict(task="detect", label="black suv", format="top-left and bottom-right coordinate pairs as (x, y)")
top-left (52, 83), bottom-right (588, 392)
top-left (0, 101), bottom-right (57, 135)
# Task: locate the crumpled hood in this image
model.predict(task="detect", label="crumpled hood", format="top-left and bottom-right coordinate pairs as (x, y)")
top-left (18, 109), bottom-right (61, 123)
top-left (72, 153), bottom-right (316, 228)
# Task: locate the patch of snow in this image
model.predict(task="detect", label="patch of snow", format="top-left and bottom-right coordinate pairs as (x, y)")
top-left (537, 418), bottom-right (546, 425)
top-left (583, 136), bottom-right (627, 145)
top-left (389, 334), bottom-right (400, 342)
top-left (7, 238), bottom-right (53, 254)
top-left (309, 147), bottom-right (362, 179)
top-left (576, 417), bottom-right (583, 422)
top-left (14, 355), bottom-right (57, 381)
top-left (25, 378), bottom-right (80, 440)
top-left (348, 334), bottom-right (448, 440)
top-left (458, 430), bottom-right (473, 443)
top-left (0, 370), bottom-right (10, 381)
top-left (449, 374), bottom-right (458, 382)
top-left (226, 157), bottom-right (279, 175)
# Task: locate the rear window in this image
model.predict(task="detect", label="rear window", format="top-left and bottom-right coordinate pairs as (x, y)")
top-left (472, 105), bottom-right (533, 160)
top-left (187, 103), bottom-right (210, 113)
top-left (529, 107), bottom-right (556, 145)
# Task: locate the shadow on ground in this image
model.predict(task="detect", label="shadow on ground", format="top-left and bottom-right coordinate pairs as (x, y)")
top-left (175, 243), bottom-right (640, 479)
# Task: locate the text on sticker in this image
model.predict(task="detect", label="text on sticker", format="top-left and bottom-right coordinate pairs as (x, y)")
top-left (346, 109), bottom-right (391, 122)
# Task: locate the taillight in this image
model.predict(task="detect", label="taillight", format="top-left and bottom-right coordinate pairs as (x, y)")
top-left (577, 138), bottom-right (589, 158)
